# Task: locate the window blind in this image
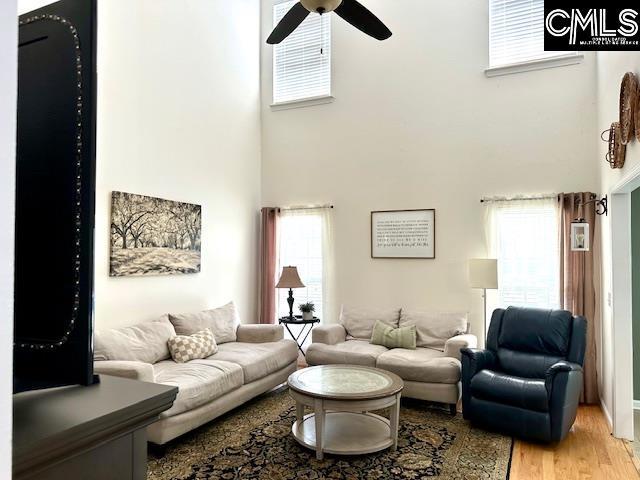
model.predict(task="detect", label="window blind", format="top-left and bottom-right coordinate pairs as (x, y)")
top-left (273, 0), bottom-right (331, 104)
top-left (485, 199), bottom-right (560, 311)
top-left (489, 0), bottom-right (571, 68)
top-left (277, 213), bottom-right (324, 325)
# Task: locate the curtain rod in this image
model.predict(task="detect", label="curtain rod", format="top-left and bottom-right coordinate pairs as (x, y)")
top-left (480, 194), bottom-right (557, 204)
top-left (278, 204), bottom-right (334, 211)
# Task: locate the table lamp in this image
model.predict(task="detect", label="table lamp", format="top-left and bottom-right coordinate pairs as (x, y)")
top-left (468, 259), bottom-right (498, 343)
top-left (276, 266), bottom-right (305, 319)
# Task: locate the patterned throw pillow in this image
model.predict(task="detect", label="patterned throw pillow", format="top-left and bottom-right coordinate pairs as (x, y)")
top-left (167, 329), bottom-right (218, 363)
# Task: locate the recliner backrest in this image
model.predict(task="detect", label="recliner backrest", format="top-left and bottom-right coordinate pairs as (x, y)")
top-left (486, 307), bottom-right (583, 379)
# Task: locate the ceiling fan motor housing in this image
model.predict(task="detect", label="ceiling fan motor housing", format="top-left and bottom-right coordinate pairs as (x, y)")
top-left (301, 0), bottom-right (343, 14)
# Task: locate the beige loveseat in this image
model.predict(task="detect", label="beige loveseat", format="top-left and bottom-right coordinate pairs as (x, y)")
top-left (306, 306), bottom-right (477, 413)
top-left (93, 303), bottom-right (298, 445)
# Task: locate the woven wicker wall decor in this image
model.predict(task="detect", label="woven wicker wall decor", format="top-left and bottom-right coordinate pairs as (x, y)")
top-left (636, 80), bottom-right (640, 142)
top-left (619, 72), bottom-right (637, 145)
top-left (602, 122), bottom-right (626, 169)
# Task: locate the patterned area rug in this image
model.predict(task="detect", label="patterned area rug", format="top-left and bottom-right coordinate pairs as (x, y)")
top-left (148, 389), bottom-right (512, 480)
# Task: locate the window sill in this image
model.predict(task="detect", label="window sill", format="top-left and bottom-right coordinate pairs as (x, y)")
top-left (270, 95), bottom-right (334, 111)
top-left (485, 54), bottom-right (584, 78)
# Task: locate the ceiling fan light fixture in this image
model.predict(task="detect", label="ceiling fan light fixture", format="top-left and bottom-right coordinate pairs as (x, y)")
top-left (267, 0), bottom-right (392, 45)
top-left (301, 0), bottom-right (343, 14)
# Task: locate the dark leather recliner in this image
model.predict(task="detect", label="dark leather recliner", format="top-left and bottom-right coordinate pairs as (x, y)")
top-left (461, 307), bottom-right (586, 443)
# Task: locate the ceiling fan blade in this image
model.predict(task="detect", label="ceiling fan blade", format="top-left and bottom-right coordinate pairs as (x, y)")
top-left (267, 2), bottom-right (310, 44)
top-left (334, 0), bottom-right (392, 41)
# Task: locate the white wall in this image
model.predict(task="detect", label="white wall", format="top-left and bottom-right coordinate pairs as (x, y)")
top-left (596, 52), bottom-right (640, 424)
top-left (261, 0), bottom-right (599, 335)
top-left (17, 0), bottom-right (262, 326)
top-left (0, 0), bottom-right (17, 474)
top-left (95, 0), bottom-right (262, 329)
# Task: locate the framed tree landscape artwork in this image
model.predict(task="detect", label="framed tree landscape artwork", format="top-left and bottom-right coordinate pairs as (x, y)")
top-left (110, 191), bottom-right (202, 277)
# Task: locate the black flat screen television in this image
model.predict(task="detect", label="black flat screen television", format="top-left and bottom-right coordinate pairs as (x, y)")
top-left (14, 0), bottom-right (97, 393)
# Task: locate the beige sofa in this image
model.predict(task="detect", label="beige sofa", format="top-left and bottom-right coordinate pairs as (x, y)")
top-left (306, 306), bottom-right (477, 413)
top-left (93, 306), bottom-right (298, 445)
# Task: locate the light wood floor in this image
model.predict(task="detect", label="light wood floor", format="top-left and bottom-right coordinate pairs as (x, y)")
top-left (509, 405), bottom-right (640, 480)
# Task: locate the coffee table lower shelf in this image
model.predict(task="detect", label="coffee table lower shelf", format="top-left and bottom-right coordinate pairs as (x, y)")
top-left (292, 412), bottom-right (394, 457)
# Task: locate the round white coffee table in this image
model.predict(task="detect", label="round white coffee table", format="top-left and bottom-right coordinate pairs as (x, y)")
top-left (287, 365), bottom-right (404, 460)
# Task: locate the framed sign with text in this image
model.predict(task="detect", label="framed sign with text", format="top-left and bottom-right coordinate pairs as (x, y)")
top-left (371, 209), bottom-right (436, 259)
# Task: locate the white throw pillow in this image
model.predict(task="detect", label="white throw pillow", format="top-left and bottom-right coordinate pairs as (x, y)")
top-left (168, 329), bottom-right (218, 363)
top-left (339, 305), bottom-right (401, 340)
top-left (168, 302), bottom-right (239, 344)
top-left (399, 310), bottom-right (468, 351)
top-left (94, 315), bottom-right (176, 364)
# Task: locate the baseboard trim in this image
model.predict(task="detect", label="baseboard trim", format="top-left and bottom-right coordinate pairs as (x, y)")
top-left (600, 397), bottom-right (613, 431)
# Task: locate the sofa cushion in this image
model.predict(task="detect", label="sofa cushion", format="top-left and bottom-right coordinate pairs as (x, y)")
top-left (209, 340), bottom-right (297, 383)
top-left (168, 329), bottom-right (218, 363)
top-left (470, 369), bottom-right (549, 412)
top-left (94, 315), bottom-right (176, 364)
top-left (169, 302), bottom-right (239, 344)
top-left (153, 359), bottom-right (244, 418)
top-left (376, 348), bottom-right (461, 384)
top-left (399, 310), bottom-right (467, 351)
top-left (339, 305), bottom-right (401, 340)
top-left (306, 340), bottom-right (389, 368)
top-left (370, 321), bottom-right (416, 349)
top-left (498, 307), bottom-right (572, 356)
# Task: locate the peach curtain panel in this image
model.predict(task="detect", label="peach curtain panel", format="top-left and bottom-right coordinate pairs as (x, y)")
top-left (259, 208), bottom-right (279, 325)
top-left (558, 193), bottom-right (601, 404)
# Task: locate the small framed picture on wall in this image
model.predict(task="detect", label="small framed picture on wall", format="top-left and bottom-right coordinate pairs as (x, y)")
top-left (371, 209), bottom-right (436, 259)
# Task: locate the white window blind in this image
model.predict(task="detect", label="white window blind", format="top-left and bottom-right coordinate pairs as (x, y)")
top-left (485, 198), bottom-right (560, 311)
top-left (273, 0), bottom-right (331, 104)
top-left (277, 213), bottom-right (324, 321)
top-left (489, 0), bottom-right (572, 68)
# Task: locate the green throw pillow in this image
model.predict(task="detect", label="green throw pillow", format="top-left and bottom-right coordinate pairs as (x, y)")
top-left (370, 320), bottom-right (417, 349)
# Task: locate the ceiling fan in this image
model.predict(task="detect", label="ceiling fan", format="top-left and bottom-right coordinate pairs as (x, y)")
top-left (267, 0), bottom-right (392, 45)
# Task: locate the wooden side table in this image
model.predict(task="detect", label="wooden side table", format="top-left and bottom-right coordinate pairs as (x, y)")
top-left (278, 315), bottom-right (320, 357)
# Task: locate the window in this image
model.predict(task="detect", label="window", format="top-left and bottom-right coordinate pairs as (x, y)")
top-left (488, 0), bottom-right (577, 72)
top-left (273, 0), bottom-right (331, 105)
top-left (485, 198), bottom-right (560, 310)
top-left (277, 211), bottom-right (325, 321)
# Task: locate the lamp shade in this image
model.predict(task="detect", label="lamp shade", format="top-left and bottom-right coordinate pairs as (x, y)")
top-left (276, 266), bottom-right (305, 289)
top-left (468, 259), bottom-right (498, 289)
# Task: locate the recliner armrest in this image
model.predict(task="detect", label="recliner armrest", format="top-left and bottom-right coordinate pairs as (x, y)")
top-left (236, 324), bottom-right (284, 343)
top-left (460, 348), bottom-right (497, 420)
top-left (445, 334), bottom-right (478, 361)
top-left (545, 360), bottom-right (583, 442)
top-left (93, 360), bottom-right (155, 383)
top-left (460, 348), bottom-right (497, 376)
top-left (312, 324), bottom-right (347, 345)
top-left (544, 361), bottom-right (583, 394)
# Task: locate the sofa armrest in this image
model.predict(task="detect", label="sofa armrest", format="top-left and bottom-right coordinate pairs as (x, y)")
top-left (93, 360), bottom-right (155, 383)
top-left (445, 334), bottom-right (478, 361)
top-left (312, 324), bottom-right (347, 345)
top-left (236, 324), bottom-right (284, 343)
top-left (545, 361), bottom-right (583, 441)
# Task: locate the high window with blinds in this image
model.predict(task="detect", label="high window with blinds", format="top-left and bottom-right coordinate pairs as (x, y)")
top-left (488, 0), bottom-right (573, 68)
top-left (273, 0), bottom-right (331, 104)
